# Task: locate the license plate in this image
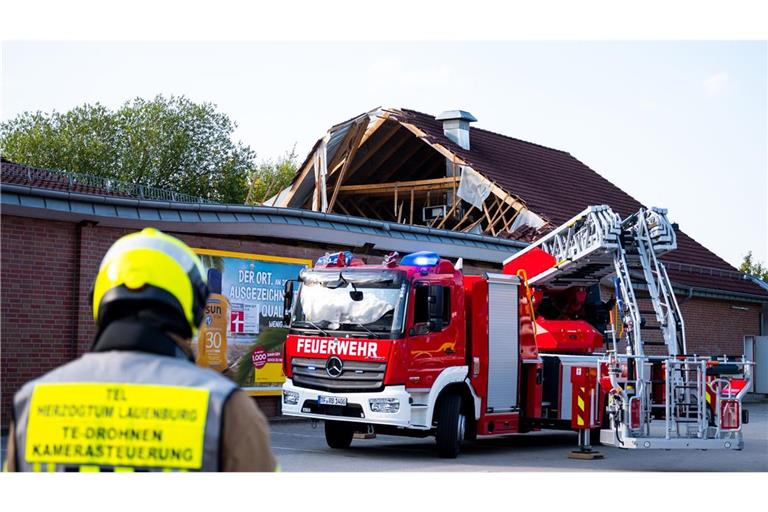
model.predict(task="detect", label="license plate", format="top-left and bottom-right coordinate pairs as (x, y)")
top-left (318, 395), bottom-right (347, 406)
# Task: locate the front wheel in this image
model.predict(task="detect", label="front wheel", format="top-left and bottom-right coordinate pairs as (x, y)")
top-left (325, 420), bottom-right (354, 449)
top-left (436, 394), bottom-right (465, 458)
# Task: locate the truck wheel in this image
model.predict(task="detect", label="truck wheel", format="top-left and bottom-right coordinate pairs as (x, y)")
top-left (465, 417), bottom-right (478, 442)
top-left (325, 420), bottom-right (354, 449)
top-left (436, 394), bottom-right (465, 458)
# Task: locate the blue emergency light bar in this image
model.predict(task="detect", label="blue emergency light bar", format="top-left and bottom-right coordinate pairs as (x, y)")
top-left (401, 251), bottom-right (440, 267)
top-left (316, 251), bottom-right (354, 267)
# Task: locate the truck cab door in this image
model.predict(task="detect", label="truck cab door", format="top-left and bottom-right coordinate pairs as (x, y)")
top-left (405, 279), bottom-right (463, 389)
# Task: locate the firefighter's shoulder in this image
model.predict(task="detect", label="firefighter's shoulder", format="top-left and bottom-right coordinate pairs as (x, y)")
top-left (219, 388), bottom-right (278, 471)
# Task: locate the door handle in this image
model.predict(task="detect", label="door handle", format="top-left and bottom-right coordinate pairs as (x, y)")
top-left (444, 348), bottom-right (455, 354)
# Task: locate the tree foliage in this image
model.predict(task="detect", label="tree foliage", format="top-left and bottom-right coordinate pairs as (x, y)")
top-left (245, 147), bottom-right (299, 205)
top-left (739, 251), bottom-right (768, 282)
top-left (0, 95), bottom-right (256, 203)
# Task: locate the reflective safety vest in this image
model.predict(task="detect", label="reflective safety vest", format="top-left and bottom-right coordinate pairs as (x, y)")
top-left (13, 351), bottom-right (237, 472)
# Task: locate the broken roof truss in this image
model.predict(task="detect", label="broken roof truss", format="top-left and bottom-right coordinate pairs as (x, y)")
top-left (269, 108), bottom-right (546, 238)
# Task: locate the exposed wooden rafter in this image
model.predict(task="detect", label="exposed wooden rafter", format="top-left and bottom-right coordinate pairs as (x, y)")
top-left (327, 120), bottom-right (368, 213)
top-left (278, 110), bottom-right (390, 208)
top-left (333, 199), bottom-right (352, 216)
top-left (337, 176), bottom-right (460, 196)
top-left (399, 145), bottom-right (442, 181)
top-left (338, 122), bottom-right (402, 181)
top-left (376, 139), bottom-right (431, 183)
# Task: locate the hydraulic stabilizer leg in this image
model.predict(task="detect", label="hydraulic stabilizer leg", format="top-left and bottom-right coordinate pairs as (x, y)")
top-left (569, 428), bottom-right (604, 460)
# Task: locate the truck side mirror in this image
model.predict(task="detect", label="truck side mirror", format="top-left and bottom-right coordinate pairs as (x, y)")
top-left (283, 280), bottom-right (294, 325)
top-left (427, 285), bottom-right (445, 332)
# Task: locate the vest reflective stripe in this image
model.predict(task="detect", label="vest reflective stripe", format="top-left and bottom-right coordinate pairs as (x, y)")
top-left (13, 351), bottom-right (237, 472)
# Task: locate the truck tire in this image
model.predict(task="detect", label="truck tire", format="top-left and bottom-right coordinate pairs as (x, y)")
top-left (325, 420), bottom-right (354, 449)
top-left (436, 393), bottom-right (465, 458)
top-left (465, 417), bottom-right (478, 442)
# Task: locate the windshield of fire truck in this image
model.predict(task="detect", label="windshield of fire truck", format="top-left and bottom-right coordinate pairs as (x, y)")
top-left (292, 269), bottom-right (408, 336)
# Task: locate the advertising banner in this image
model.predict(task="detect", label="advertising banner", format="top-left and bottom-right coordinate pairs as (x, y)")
top-left (191, 248), bottom-right (311, 395)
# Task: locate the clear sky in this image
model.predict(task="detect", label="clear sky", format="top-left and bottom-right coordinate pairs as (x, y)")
top-left (2, 41), bottom-right (766, 267)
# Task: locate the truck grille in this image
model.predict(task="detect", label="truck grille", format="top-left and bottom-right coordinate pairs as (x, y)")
top-left (291, 357), bottom-right (386, 392)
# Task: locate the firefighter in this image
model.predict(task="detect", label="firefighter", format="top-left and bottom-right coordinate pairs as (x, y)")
top-left (6, 228), bottom-right (277, 472)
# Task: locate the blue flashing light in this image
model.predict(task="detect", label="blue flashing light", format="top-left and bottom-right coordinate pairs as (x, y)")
top-left (401, 251), bottom-right (440, 267)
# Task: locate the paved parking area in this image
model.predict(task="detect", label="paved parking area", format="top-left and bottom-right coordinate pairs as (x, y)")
top-left (3, 402), bottom-right (766, 471)
top-left (269, 402), bottom-right (768, 471)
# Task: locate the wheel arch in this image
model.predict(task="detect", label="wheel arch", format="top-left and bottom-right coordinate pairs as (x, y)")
top-left (432, 382), bottom-right (477, 428)
top-left (424, 366), bottom-right (481, 432)
top-left (423, 366), bottom-right (470, 427)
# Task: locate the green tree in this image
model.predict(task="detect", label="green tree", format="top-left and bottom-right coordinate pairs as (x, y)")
top-left (0, 95), bottom-right (255, 203)
top-left (739, 251), bottom-right (768, 281)
top-left (245, 146), bottom-right (299, 205)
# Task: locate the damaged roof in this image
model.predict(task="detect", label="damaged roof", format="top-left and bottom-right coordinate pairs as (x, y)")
top-left (284, 107), bottom-right (768, 299)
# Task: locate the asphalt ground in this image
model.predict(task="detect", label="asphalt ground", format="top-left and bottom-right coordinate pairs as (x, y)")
top-left (3, 402), bottom-right (766, 471)
top-left (268, 402), bottom-right (768, 471)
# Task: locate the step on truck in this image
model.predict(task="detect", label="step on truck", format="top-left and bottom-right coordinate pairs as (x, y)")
top-left (280, 205), bottom-right (753, 457)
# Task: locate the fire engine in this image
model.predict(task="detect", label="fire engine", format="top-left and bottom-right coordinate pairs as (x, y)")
top-left (281, 205), bottom-right (753, 458)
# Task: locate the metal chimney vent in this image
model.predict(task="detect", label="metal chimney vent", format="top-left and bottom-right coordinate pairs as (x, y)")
top-left (436, 110), bottom-right (477, 150)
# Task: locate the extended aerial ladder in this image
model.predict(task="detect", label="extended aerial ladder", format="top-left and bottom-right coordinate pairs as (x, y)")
top-left (504, 205), bottom-right (753, 449)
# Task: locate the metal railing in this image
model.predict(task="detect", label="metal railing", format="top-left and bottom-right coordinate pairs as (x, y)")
top-left (1, 160), bottom-right (213, 204)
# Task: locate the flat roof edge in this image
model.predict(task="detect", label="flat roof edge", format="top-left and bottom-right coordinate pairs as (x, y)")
top-left (0, 183), bottom-right (525, 250)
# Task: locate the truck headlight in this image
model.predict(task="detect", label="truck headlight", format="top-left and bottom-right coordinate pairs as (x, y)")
top-left (369, 398), bottom-right (400, 413)
top-left (283, 390), bottom-right (299, 405)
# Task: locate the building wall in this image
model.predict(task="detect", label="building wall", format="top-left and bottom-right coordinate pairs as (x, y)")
top-left (1, 214), bottom-right (763, 430)
top-left (680, 297), bottom-right (761, 356)
top-left (1, 216), bottom-right (337, 430)
top-left (1, 216), bottom-right (78, 430)
top-left (600, 290), bottom-right (760, 356)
